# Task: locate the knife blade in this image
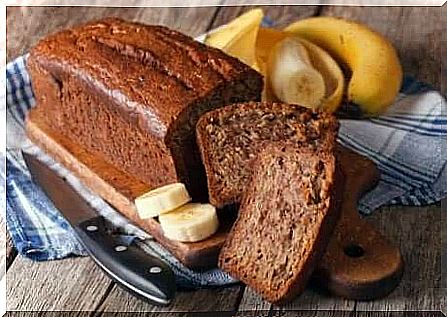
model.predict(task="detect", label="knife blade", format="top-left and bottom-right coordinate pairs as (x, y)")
top-left (22, 152), bottom-right (176, 306)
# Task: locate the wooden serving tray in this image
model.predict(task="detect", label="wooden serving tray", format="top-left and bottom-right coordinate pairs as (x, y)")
top-left (26, 107), bottom-right (403, 299)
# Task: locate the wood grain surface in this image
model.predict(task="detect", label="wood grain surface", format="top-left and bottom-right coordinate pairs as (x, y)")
top-left (355, 205), bottom-right (443, 312)
top-left (5, 4), bottom-right (445, 315)
top-left (97, 283), bottom-right (243, 314)
top-left (0, 217), bottom-right (16, 281)
top-left (313, 147), bottom-right (403, 301)
top-left (6, 6), bottom-right (219, 62)
top-left (209, 3), bottom-right (319, 29)
top-left (0, 215), bottom-right (16, 275)
top-left (7, 256), bottom-right (112, 311)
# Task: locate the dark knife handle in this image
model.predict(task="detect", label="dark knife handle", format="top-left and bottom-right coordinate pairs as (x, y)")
top-left (74, 216), bottom-right (176, 306)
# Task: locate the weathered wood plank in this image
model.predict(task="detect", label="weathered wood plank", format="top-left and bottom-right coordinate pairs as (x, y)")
top-left (7, 256), bottom-right (112, 311)
top-left (320, 5), bottom-right (445, 94)
top-left (355, 205), bottom-right (442, 311)
top-left (278, 287), bottom-right (355, 311)
top-left (282, 312), bottom-right (353, 317)
top-left (354, 313), bottom-right (444, 317)
top-left (0, 215), bottom-right (17, 277)
top-left (239, 286), bottom-right (355, 312)
top-left (209, 3), bottom-right (320, 30)
top-left (235, 310), bottom-right (354, 317)
top-left (0, 217), bottom-right (8, 277)
top-left (240, 260), bottom-right (356, 311)
top-left (96, 283), bottom-right (243, 314)
top-left (6, 5), bottom-right (219, 62)
top-left (237, 288), bottom-right (271, 311)
top-left (441, 200), bottom-right (446, 316)
top-left (6, 313), bottom-right (97, 317)
top-left (4, 233), bottom-right (16, 272)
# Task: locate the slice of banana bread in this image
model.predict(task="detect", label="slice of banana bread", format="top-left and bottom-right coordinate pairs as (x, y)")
top-left (218, 143), bottom-right (342, 304)
top-left (196, 102), bottom-right (338, 207)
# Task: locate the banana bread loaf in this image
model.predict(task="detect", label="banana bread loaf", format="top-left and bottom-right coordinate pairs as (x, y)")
top-left (27, 18), bottom-right (263, 199)
top-left (196, 102), bottom-right (338, 207)
top-left (218, 143), bottom-right (343, 304)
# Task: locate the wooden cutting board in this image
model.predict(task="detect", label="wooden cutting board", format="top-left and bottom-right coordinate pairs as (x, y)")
top-left (25, 108), bottom-right (403, 299)
top-left (314, 147), bottom-right (404, 300)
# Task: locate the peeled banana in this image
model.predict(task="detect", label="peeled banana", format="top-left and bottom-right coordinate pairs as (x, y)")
top-left (285, 17), bottom-right (403, 114)
top-left (268, 37), bottom-right (326, 109)
top-left (134, 183), bottom-right (191, 219)
top-left (159, 203), bottom-right (219, 242)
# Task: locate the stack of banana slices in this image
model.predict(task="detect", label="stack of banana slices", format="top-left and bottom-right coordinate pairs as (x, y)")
top-left (205, 9), bottom-right (403, 115)
top-left (135, 183), bottom-right (219, 242)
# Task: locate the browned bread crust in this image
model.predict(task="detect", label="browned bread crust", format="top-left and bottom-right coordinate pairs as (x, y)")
top-left (218, 143), bottom-right (343, 304)
top-left (196, 101), bottom-right (339, 207)
top-left (27, 17), bottom-right (263, 199)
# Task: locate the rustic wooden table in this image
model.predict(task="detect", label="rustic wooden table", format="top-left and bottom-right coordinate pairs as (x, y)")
top-left (5, 4), bottom-right (446, 316)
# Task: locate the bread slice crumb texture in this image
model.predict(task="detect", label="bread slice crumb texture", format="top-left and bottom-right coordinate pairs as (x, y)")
top-left (219, 143), bottom-right (339, 304)
top-left (196, 101), bottom-right (338, 207)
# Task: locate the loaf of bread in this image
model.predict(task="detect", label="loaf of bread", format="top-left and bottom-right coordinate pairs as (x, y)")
top-left (27, 18), bottom-right (263, 199)
top-left (218, 143), bottom-right (343, 304)
top-left (196, 101), bottom-right (339, 207)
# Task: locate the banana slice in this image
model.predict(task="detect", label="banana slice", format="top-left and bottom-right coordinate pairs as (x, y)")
top-left (268, 37), bottom-right (326, 109)
top-left (159, 203), bottom-right (219, 242)
top-left (134, 183), bottom-right (191, 219)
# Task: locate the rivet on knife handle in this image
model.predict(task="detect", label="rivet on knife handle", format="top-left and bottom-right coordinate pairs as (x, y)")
top-left (74, 216), bottom-right (176, 306)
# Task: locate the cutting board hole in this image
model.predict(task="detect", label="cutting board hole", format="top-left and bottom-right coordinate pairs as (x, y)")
top-left (344, 244), bottom-right (365, 258)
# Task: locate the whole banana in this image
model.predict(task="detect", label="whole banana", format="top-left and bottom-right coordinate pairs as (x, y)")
top-left (285, 17), bottom-right (403, 114)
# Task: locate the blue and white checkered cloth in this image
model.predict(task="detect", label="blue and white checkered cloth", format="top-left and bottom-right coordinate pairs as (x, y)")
top-left (2, 50), bottom-right (446, 288)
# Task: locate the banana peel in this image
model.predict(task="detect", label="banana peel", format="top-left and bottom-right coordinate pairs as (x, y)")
top-left (285, 17), bottom-right (403, 114)
top-left (298, 38), bottom-right (345, 113)
top-left (205, 8), bottom-right (263, 70)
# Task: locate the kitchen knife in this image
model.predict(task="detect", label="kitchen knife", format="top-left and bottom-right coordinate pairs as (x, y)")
top-left (23, 152), bottom-right (176, 306)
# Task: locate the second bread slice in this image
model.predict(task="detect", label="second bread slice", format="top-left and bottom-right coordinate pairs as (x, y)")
top-left (218, 143), bottom-right (342, 304)
top-left (196, 101), bottom-right (339, 208)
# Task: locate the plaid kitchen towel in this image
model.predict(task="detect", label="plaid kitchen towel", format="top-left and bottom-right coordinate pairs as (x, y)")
top-left (2, 52), bottom-right (446, 288)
